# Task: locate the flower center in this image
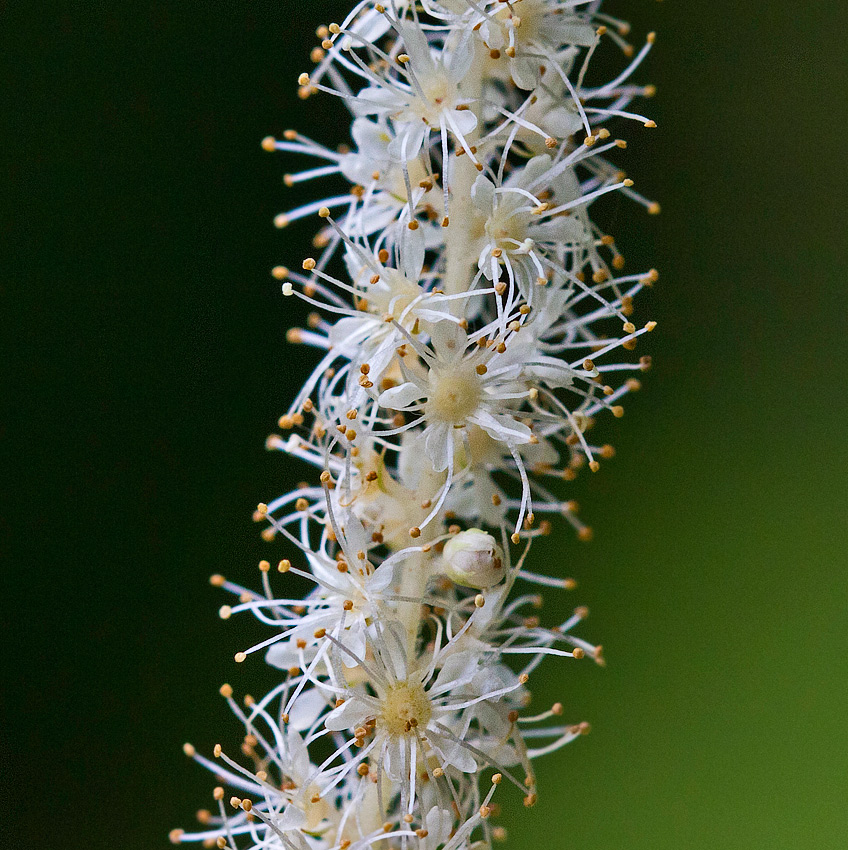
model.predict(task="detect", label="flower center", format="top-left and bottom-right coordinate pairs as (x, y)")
top-left (409, 71), bottom-right (456, 125)
top-left (486, 207), bottom-right (529, 252)
top-left (427, 365), bottom-right (482, 424)
top-left (369, 270), bottom-right (422, 321)
top-left (380, 681), bottom-right (432, 736)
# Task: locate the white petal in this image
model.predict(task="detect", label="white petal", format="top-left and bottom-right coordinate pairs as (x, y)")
top-left (398, 429), bottom-right (429, 488)
top-left (474, 701), bottom-right (510, 738)
top-left (446, 474), bottom-right (506, 527)
top-left (553, 165), bottom-right (582, 204)
top-left (521, 436), bottom-right (560, 467)
top-left (328, 316), bottom-right (371, 352)
top-left (378, 620), bottom-right (409, 680)
top-left (531, 219), bottom-right (588, 246)
top-left (472, 409), bottom-right (533, 444)
top-left (343, 245), bottom-right (370, 286)
top-left (446, 30), bottom-right (475, 82)
top-left (429, 319), bottom-right (467, 362)
top-left (367, 336), bottom-right (402, 383)
top-left (541, 105), bottom-right (583, 139)
top-left (353, 86), bottom-right (398, 117)
top-left (306, 551), bottom-right (343, 587)
top-left (481, 738), bottom-right (521, 767)
top-left (399, 24), bottom-right (435, 73)
top-left (368, 559), bottom-right (395, 593)
top-left (446, 743), bottom-right (478, 773)
top-left (477, 244), bottom-right (495, 276)
top-left (417, 305), bottom-right (458, 325)
top-left (388, 123), bottom-right (427, 162)
top-left (324, 695), bottom-right (370, 731)
top-left (285, 729), bottom-right (311, 779)
top-left (433, 651), bottom-right (477, 693)
top-left (342, 512), bottom-right (369, 558)
top-left (471, 174), bottom-right (496, 214)
top-left (265, 641), bottom-right (297, 670)
top-left (518, 154), bottom-right (553, 189)
top-left (430, 735), bottom-right (477, 773)
top-left (279, 804), bottom-right (307, 830)
top-left (351, 118), bottom-right (391, 158)
top-left (528, 359), bottom-right (577, 389)
top-left (339, 152), bottom-right (371, 185)
top-left (341, 621), bottom-right (367, 668)
top-left (383, 736), bottom-right (405, 781)
top-left (449, 108), bottom-right (478, 137)
top-left (510, 57), bottom-right (539, 91)
top-left (287, 688), bottom-right (327, 733)
top-left (425, 807), bottom-right (454, 845)
top-left (424, 423), bottom-right (453, 472)
top-left (351, 7), bottom-right (392, 42)
top-left (473, 663), bottom-right (516, 694)
top-left (378, 381), bottom-right (425, 410)
top-left (479, 22), bottom-right (503, 50)
top-left (551, 21), bottom-right (597, 47)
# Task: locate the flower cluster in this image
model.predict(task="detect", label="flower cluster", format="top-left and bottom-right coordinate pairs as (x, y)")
top-left (173, 2), bottom-right (658, 848)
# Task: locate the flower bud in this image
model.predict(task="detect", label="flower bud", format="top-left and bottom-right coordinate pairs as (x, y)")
top-left (442, 529), bottom-right (506, 589)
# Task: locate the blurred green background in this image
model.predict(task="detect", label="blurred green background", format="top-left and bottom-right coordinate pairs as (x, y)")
top-left (3, 1), bottom-right (847, 848)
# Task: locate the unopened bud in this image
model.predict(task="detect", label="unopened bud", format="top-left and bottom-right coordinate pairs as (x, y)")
top-left (442, 529), bottom-right (506, 589)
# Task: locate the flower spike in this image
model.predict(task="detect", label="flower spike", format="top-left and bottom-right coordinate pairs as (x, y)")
top-left (174, 2), bottom-right (660, 848)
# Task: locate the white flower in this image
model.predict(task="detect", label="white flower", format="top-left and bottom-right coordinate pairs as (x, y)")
top-left (322, 615), bottom-right (533, 789)
top-left (176, 706), bottom-right (340, 849)
top-left (338, 119), bottom-right (447, 241)
top-left (377, 321), bottom-right (534, 472)
top-left (352, 22), bottom-right (478, 163)
top-left (474, 0), bottom-right (597, 91)
top-left (470, 154), bottom-right (591, 295)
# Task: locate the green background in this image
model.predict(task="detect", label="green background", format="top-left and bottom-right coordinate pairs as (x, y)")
top-left (4, 1), bottom-right (847, 847)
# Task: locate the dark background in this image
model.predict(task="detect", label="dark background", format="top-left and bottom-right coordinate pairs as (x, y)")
top-left (3, 1), bottom-right (847, 848)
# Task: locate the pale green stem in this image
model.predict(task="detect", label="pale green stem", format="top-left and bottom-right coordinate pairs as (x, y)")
top-left (442, 48), bottom-right (484, 303)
